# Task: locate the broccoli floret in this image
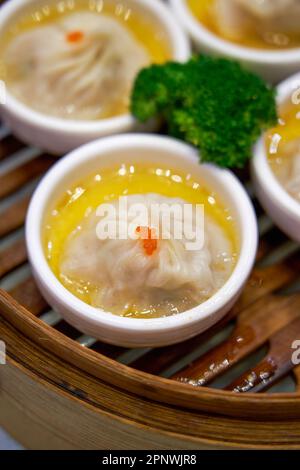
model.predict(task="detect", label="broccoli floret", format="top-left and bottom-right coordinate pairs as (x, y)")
top-left (131, 55), bottom-right (277, 168)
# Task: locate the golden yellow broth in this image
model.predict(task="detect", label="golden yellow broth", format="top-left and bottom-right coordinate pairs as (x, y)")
top-left (267, 97), bottom-right (300, 174)
top-left (187, 0), bottom-right (300, 50)
top-left (0, 0), bottom-right (171, 118)
top-left (44, 163), bottom-right (239, 316)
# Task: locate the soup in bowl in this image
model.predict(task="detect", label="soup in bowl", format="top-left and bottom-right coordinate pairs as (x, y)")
top-left (170, 0), bottom-right (300, 83)
top-left (0, 0), bottom-right (190, 153)
top-left (26, 134), bottom-right (257, 347)
top-left (252, 72), bottom-right (300, 242)
top-left (266, 92), bottom-right (300, 203)
top-left (187, 0), bottom-right (300, 51)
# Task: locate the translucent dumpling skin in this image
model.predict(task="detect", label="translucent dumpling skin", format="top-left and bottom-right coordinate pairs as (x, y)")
top-left (272, 138), bottom-right (300, 202)
top-left (237, 0), bottom-right (296, 18)
top-left (214, 0), bottom-right (300, 42)
top-left (60, 194), bottom-right (235, 317)
top-left (4, 12), bottom-right (150, 120)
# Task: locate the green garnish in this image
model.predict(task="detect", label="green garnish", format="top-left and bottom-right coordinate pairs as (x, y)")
top-left (131, 55), bottom-right (277, 168)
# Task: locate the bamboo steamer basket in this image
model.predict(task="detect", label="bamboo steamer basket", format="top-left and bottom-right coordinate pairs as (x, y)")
top-left (0, 125), bottom-right (300, 449)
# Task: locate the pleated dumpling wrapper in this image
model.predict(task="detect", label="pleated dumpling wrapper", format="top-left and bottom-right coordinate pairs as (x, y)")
top-left (4, 12), bottom-right (150, 120)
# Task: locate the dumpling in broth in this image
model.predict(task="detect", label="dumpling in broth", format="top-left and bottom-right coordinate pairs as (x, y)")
top-left (60, 194), bottom-right (234, 317)
top-left (274, 138), bottom-right (300, 202)
top-left (214, 0), bottom-right (300, 41)
top-left (237, 0), bottom-right (296, 18)
top-left (4, 12), bottom-right (150, 120)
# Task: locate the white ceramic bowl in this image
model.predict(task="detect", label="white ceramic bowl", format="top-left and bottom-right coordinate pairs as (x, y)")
top-left (252, 72), bottom-right (300, 243)
top-left (26, 134), bottom-right (258, 348)
top-left (0, 0), bottom-right (190, 155)
top-left (169, 0), bottom-right (300, 83)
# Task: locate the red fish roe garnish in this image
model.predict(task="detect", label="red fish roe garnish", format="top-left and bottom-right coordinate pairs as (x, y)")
top-left (66, 31), bottom-right (84, 43)
top-left (136, 226), bottom-right (158, 256)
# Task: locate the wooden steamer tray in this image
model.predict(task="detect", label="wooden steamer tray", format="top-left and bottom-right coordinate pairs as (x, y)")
top-left (0, 126), bottom-right (300, 449)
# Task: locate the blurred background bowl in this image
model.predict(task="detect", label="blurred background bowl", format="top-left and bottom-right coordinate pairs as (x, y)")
top-left (170, 0), bottom-right (300, 83)
top-left (252, 72), bottom-right (300, 243)
top-left (0, 0), bottom-right (191, 155)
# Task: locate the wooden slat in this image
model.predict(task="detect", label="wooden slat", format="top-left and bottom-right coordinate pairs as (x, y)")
top-left (0, 135), bottom-right (25, 161)
top-left (226, 317), bottom-right (300, 393)
top-left (8, 276), bottom-right (48, 316)
top-left (0, 194), bottom-right (31, 238)
top-left (231, 255), bottom-right (300, 312)
top-left (0, 238), bottom-right (27, 278)
top-left (8, 275), bottom-right (125, 357)
top-left (0, 154), bottom-right (55, 200)
top-left (294, 366), bottom-right (300, 392)
top-left (257, 227), bottom-right (291, 262)
top-left (172, 294), bottom-right (300, 385)
top-left (131, 254), bottom-right (300, 375)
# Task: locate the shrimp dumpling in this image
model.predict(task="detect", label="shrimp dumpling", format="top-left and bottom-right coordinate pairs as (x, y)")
top-left (237, 0), bottom-right (296, 18)
top-left (60, 194), bottom-right (234, 317)
top-left (4, 12), bottom-right (150, 120)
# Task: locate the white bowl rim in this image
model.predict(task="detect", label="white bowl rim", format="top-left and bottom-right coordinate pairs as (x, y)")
top-left (253, 71), bottom-right (300, 220)
top-left (26, 134), bottom-right (258, 334)
top-left (170, 0), bottom-right (300, 64)
top-left (0, 0), bottom-right (191, 134)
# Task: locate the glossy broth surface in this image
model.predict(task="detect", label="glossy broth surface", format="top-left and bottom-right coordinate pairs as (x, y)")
top-left (0, 0), bottom-right (171, 119)
top-left (187, 0), bottom-right (300, 50)
top-left (44, 162), bottom-right (239, 317)
top-left (267, 96), bottom-right (300, 202)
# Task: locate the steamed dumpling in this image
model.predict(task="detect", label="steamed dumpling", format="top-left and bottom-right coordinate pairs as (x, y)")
top-left (60, 194), bottom-right (234, 317)
top-left (4, 12), bottom-right (150, 120)
top-left (214, 0), bottom-right (300, 41)
top-left (237, 0), bottom-right (296, 18)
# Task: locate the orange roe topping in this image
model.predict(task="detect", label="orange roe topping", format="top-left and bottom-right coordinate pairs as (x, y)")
top-left (66, 31), bottom-right (84, 43)
top-left (136, 226), bottom-right (158, 256)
